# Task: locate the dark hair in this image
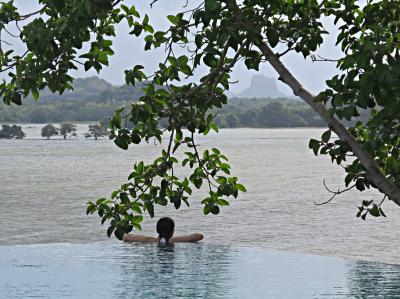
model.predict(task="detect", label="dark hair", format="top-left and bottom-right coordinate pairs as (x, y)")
top-left (156, 217), bottom-right (175, 242)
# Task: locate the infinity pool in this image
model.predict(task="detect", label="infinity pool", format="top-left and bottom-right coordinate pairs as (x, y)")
top-left (1, 242), bottom-right (400, 298)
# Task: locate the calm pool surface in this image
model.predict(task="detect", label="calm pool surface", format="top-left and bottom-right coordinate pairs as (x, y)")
top-left (1, 242), bottom-right (400, 298)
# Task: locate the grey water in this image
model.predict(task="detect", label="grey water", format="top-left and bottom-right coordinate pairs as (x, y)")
top-left (1, 125), bottom-right (400, 265)
top-left (2, 242), bottom-right (400, 298)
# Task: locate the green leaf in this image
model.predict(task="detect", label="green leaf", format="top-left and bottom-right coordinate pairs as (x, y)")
top-left (111, 191), bottom-right (119, 199)
top-left (120, 193), bottom-right (130, 205)
top-left (203, 54), bottom-right (218, 68)
top-left (193, 177), bottom-right (203, 189)
top-left (167, 15), bottom-right (178, 25)
top-left (217, 198), bottom-right (230, 206)
top-left (195, 35), bottom-right (203, 48)
top-left (369, 204), bottom-right (380, 217)
top-left (362, 200), bottom-right (373, 207)
top-left (205, 0), bottom-right (220, 15)
top-left (145, 202), bottom-right (154, 218)
top-left (203, 204), bottom-right (211, 215)
top-left (321, 130), bottom-right (331, 143)
top-left (132, 215), bottom-right (143, 224)
top-left (182, 198), bottom-right (190, 207)
top-left (173, 198), bottom-right (181, 209)
top-left (115, 136), bottom-right (129, 150)
top-left (210, 205), bottom-right (220, 215)
top-left (356, 206), bottom-right (363, 218)
top-left (235, 184), bottom-right (247, 192)
top-left (131, 203), bottom-right (142, 214)
top-left (356, 179), bottom-right (365, 191)
top-left (180, 65), bottom-right (192, 76)
top-left (344, 173), bottom-right (353, 187)
top-left (114, 228), bottom-right (125, 240)
top-left (107, 226), bottom-right (115, 238)
top-left (132, 223), bottom-right (142, 231)
top-left (209, 123), bottom-right (219, 133)
top-left (267, 29), bottom-right (279, 47)
top-left (212, 148), bottom-right (220, 155)
top-left (308, 139), bottom-right (321, 155)
top-left (32, 89), bottom-right (39, 101)
top-left (131, 133), bottom-right (141, 144)
top-left (86, 203), bottom-right (96, 215)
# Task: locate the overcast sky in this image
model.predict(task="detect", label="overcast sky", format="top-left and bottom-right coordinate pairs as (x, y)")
top-left (10, 0), bottom-right (344, 96)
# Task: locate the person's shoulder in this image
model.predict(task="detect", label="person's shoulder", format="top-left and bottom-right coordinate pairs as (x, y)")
top-left (123, 234), bottom-right (158, 243)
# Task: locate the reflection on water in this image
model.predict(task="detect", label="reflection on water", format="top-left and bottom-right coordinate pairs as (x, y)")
top-left (347, 261), bottom-right (400, 298)
top-left (1, 242), bottom-right (400, 298)
top-left (115, 244), bottom-right (234, 298)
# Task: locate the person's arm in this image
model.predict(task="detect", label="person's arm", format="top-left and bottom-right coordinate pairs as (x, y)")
top-left (123, 234), bottom-right (158, 243)
top-left (170, 233), bottom-right (204, 243)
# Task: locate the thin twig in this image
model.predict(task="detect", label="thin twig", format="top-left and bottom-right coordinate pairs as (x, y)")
top-left (18, 7), bottom-right (46, 20)
top-left (314, 179), bottom-right (356, 205)
top-left (191, 132), bottom-right (218, 191)
top-left (0, 49), bottom-right (28, 72)
top-left (0, 39), bottom-right (11, 46)
top-left (378, 195), bottom-right (387, 207)
top-left (311, 54), bottom-right (340, 62)
top-left (3, 28), bottom-right (19, 38)
top-left (277, 46), bottom-right (293, 58)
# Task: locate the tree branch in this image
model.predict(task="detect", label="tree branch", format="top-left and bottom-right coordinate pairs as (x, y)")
top-left (257, 42), bottom-right (400, 205)
top-left (226, 0), bottom-right (400, 205)
top-left (18, 7), bottom-right (46, 20)
top-left (314, 179), bottom-right (356, 205)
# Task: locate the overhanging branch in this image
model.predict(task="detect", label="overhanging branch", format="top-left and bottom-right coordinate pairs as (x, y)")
top-left (256, 41), bottom-right (400, 206)
top-left (226, 0), bottom-right (400, 205)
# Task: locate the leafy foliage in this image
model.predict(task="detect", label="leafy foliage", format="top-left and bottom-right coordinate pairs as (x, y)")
top-left (41, 124), bottom-right (58, 139)
top-left (59, 123), bottom-right (77, 139)
top-left (2, 0), bottom-right (400, 238)
top-left (85, 123), bottom-right (108, 140)
top-left (0, 124), bottom-right (25, 139)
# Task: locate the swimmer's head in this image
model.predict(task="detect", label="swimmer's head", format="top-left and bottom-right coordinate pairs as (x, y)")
top-left (156, 217), bottom-right (175, 243)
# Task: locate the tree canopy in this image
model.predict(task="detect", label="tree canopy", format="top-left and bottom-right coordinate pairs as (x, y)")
top-left (1, 0), bottom-right (400, 238)
top-left (0, 124), bottom-right (25, 139)
top-left (60, 123), bottom-right (77, 139)
top-left (85, 123), bottom-right (109, 140)
top-left (41, 124), bottom-right (58, 139)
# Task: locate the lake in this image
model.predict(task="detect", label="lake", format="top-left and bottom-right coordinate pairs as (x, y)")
top-left (1, 125), bottom-right (400, 264)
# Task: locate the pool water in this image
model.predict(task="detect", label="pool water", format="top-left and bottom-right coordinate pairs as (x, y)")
top-left (1, 242), bottom-right (400, 298)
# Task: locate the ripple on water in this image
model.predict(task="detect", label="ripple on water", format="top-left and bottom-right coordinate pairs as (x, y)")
top-left (2, 242), bottom-right (400, 298)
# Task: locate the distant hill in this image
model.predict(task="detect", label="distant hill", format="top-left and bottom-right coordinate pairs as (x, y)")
top-left (65, 77), bottom-right (114, 99)
top-left (38, 76), bottom-right (144, 102)
top-left (233, 75), bottom-right (288, 99)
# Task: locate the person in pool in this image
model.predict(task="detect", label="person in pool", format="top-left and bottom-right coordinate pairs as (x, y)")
top-left (123, 217), bottom-right (204, 243)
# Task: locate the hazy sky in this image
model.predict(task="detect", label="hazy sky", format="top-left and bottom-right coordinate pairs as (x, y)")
top-left (10, 0), bottom-right (344, 95)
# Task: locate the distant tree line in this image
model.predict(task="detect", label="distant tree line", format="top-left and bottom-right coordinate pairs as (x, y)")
top-left (0, 122), bottom-right (109, 140)
top-left (1, 77), bottom-right (366, 128)
top-left (214, 99), bottom-right (326, 128)
top-left (0, 99), bottom-right (127, 124)
top-left (40, 123), bottom-right (108, 139)
top-left (0, 96), bottom-right (327, 129)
